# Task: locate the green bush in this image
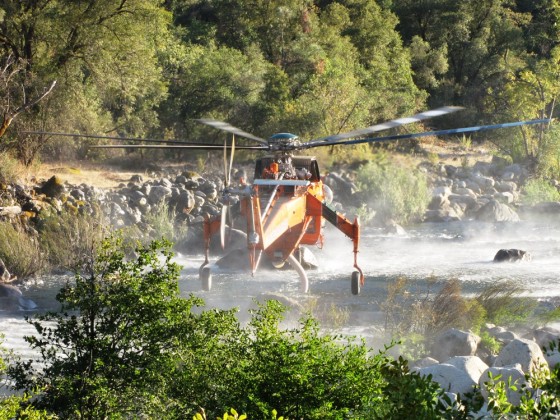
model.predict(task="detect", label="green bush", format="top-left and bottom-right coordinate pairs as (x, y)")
top-left (10, 237), bottom-right (219, 418)
top-left (355, 161), bottom-right (430, 225)
top-left (0, 152), bottom-right (22, 184)
top-left (144, 201), bottom-right (188, 244)
top-left (0, 221), bottom-right (44, 278)
top-left (475, 281), bottom-right (538, 326)
top-left (10, 237), bottom-right (453, 419)
top-left (0, 335), bottom-right (54, 419)
top-left (37, 204), bottom-right (107, 270)
top-left (521, 178), bottom-right (560, 205)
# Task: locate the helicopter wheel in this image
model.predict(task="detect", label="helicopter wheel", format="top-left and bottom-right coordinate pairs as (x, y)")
top-left (200, 266), bottom-right (212, 291)
top-left (351, 271), bottom-right (361, 295)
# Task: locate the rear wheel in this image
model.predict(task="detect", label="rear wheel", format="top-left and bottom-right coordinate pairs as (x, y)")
top-left (200, 266), bottom-right (212, 291)
top-left (351, 271), bottom-right (361, 295)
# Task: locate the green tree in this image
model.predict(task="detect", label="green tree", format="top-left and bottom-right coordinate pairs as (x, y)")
top-left (9, 238), bottom-right (215, 418)
top-left (393, 0), bottom-right (530, 116)
top-left (486, 46), bottom-right (560, 174)
top-left (0, 0), bottom-right (172, 162)
top-left (0, 335), bottom-right (54, 419)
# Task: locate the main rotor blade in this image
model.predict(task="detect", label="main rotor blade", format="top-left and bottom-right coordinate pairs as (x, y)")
top-left (22, 131), bottom-right (216, 146)
top-left (89, 144), bottom-right (265, 150)
top-left (299, 118), bottom-right (551, 149)
top-left (196, 119), bottom-right (267, 145)
top-left (306, 106), bottom-right (464, 146)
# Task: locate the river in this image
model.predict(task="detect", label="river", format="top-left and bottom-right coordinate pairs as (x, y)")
top-left (2, 218), bottom-right (560, 358)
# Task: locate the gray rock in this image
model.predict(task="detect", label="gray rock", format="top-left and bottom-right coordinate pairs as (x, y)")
top-left (148, 185), bottom-right (172, 204)
top-left (431, 329), bottom-right (480, 362)
top-left (494, 338), bottom-right (548, 375)
top-left (531, 326), bottom-right (560, 348)
top-left (476, 199), bottom-right (520, 222)
top-left (0, 259), bottom-right (14, 282)
top-left (174, 190), bottom-right (195, 213)
top-left (0, 283), bottom-right (37, 310)
top-left (479, 364), bottom-right (528, 406)
top-left (411, 357), bottom-right (439, 369)
top-left (487, 326), bottom-right (519, 343)
top-left (130, 174), bottom-right (143, 183)
top-left (418, 363), bottom-right (476, 395)
top-left (493, 249), bottom-right (531, 262)
top-left (544, 349), bottom-right (560, 369)
top-left (446, 356), bottom-right (489, 384)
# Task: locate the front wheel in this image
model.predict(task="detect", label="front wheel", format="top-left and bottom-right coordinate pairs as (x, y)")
top-left (200, 266), bottom-right (212, 291)
top-left (351, 271), bottom-right (361, 295)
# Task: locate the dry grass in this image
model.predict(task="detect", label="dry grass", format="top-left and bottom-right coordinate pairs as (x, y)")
top-left (25, 161), bottom-right (156, 189)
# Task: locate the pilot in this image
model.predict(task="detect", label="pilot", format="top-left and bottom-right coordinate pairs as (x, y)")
top-left (263, 161), bottom-right (279, 179)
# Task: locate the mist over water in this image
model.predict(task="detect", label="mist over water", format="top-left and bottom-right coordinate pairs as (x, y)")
top-left (2, 219), bottom-right (560, 358)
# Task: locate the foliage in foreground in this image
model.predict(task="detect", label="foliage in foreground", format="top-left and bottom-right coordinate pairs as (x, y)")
top-left (5, 238), bottom-right (560, 418)
top-left (7, 237), bottom-right (452, 419)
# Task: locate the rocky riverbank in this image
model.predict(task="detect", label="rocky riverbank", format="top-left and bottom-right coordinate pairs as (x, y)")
top-left (411, 324), bottom-right (560, 414)
top-left (1, 155), bottom-right (559, 251)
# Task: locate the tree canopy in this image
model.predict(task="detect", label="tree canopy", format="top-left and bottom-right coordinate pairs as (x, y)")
top-left (0, 0), bottom-right (559, 173)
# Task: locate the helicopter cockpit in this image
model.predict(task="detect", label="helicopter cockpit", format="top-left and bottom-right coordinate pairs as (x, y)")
top-left (254, 155), bottom-right (320, 182)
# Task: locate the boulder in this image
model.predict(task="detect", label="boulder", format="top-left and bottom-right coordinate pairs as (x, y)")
top-left (531, 326), bottom-right (560, 348)
top-left (0, 205), bottom-right (21, 217)
top-left (446, 356), bottom-right (489, 384)
top-left (418, 363), bottom-right (477, 395)
top-left (215, 248), bottom-right (249, 270)
top-left (0, 283), bottom-right (37, 310)
top-left (476, 199), bottom-right (520, 222)
top-left (148, 185), bottom-right (172, 204)
top-left (493, 249), bottom-right (531, 263)
top-left (39, 175), bottom-right (66, 198)
top-left (479, 364), bottom-right (528, 406)
top-left (431, 328), bottom-right (480, 362)
top-left (486, 326), bottom-right (519, 343)
top-left (294, 246), bottom-right (318, 269)
top-left (411, 357), bottom-right (439, 369)
top-left (493, 338), bottom-right (548, 375)
top-left (544, 349), bottom-right (560, 369)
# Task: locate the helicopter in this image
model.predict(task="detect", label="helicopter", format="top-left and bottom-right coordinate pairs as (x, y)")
top-left (26, 108), bottom-right (550, 294)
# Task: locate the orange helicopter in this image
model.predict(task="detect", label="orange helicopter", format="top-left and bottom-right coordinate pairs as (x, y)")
top-left (26, 109), bottom-right (550, 294)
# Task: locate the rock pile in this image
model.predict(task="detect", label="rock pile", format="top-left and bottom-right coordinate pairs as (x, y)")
top-left (0, 171), bottom-right (231, 237)
top-left (413, 325), bottom-right (560, 411)
top-left (424, 159), bottom-right (530, 222)
top-left (1, 155), bottom-right (559, 259)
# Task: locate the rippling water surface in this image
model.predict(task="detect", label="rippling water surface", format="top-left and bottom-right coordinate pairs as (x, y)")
top-left (2, 219), bottom-right (560, 358)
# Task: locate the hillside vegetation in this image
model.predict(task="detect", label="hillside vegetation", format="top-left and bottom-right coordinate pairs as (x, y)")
top-left (0, 1), bottom-right (559, 177)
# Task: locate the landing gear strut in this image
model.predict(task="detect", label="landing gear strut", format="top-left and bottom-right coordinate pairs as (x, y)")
top-left (200, 266), bottom-right (212, 291)
top-left (351, 271), bottom-right (361, 295)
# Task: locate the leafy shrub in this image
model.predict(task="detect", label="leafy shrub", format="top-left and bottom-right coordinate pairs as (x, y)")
top-left (0, 335), bottom-right (53, 419)
top-left (382, 277), bottom-right (485, 339)
top-left (144, 200), bottom-right (188, 243)
top-left (10, 238), bottom-right (452, 419)
top-left (0, 152), bottom-right (22, 184)
top-left (479, 331), bottom-right (502, 355)
top-left (521, 178), bottom-right (560, 205)
top-left (37, 204), bottom-right (107, 270)
top-left (475, 281), bottom-right (538, 326)
top-left (0, 221), bottom-right (44, 278)
top-left (10, 237), bottom-right (222, 419)
top-left (355, 161), bottom-right (430, 225)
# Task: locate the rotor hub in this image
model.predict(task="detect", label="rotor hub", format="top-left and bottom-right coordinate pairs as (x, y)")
top-left (268, 133), bottom-right (300, 151)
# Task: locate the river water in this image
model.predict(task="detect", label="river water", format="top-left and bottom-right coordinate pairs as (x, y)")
top-left (2, 218), bottom-right (560, 358)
